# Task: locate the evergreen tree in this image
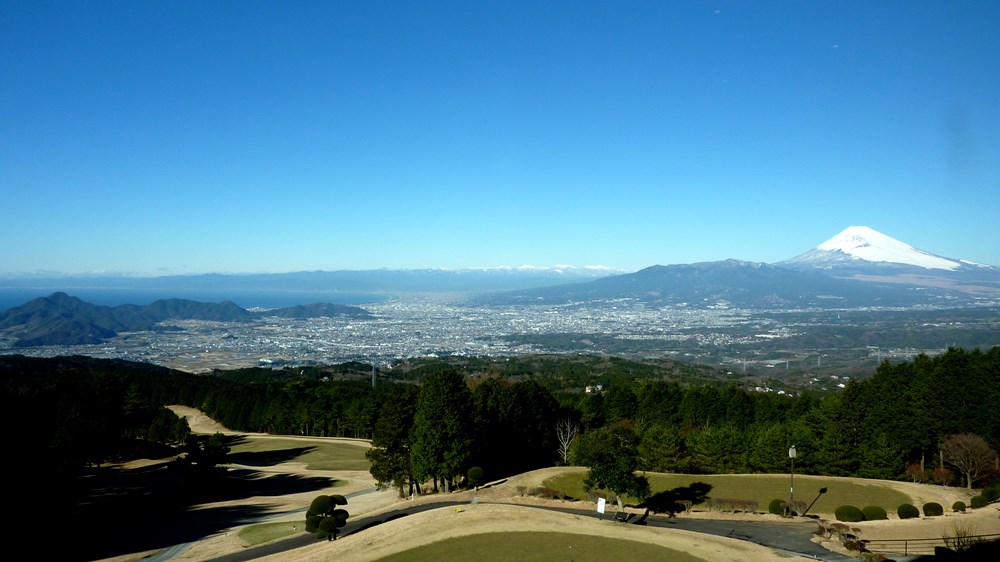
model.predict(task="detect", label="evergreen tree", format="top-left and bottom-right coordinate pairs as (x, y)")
top-left (638, 422), bottom-right (688, 473)
top-left (366, 385), bottom-right (418, 497)
top-left (410, 369), bottom-right (474, 493)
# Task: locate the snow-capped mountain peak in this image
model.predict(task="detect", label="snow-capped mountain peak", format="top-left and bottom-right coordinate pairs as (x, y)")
top-left (815, 226), bottom-right (961, 271)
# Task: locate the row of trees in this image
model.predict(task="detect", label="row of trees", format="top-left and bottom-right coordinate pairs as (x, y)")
top-left (366, 371), bottom-right (563, 495)
top-left (3, 347), bottom-right (997, 501)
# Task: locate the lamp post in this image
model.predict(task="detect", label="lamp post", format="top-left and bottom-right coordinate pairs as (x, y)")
top-left (788, 445), bottom-right (797, 517)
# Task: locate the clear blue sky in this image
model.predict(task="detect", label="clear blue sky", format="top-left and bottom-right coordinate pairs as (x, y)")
top-left (2, 1), bottom-right (998, 275)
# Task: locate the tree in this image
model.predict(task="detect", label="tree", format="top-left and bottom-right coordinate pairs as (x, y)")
top-left (305, 494), bottom-right (349, 541)
top-left (942, 433), bottom-right (998, 490)
top-left (410, 369), bottom-right (474, 493)
top-left (367, 386), bottom-right (418, 497)
top-left (858, 432), bottom-right (903, 480)
top-left (686, 423), bottom-right (747, 474)
top-left (183, 432), bottom-right (229, 476)
top-left (555, 417), bottom-right (579, 465)
top-left (571, 425), bottom-right (650, 510)
top-left (638, 422), bottom-right (687, 473)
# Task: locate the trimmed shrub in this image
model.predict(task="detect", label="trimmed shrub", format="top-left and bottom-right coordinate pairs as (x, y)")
top-left (897, 503), bottom-right (920, 519)
top-left (844, 539), bottom-right (864, 552)
top-left (862, 505), bottom-right (888, 521)
top-left (952, 501), bottom-right (966, 512)
top-left (768, 498), bottom-right (787, 516)
top-left (922, 502), bottom-right (944, 517)
top-left (970, 495), bottom-right (987, 509)
top-left (983, 486), bottom-right (1000, 503)
top-left (835, 505), bottom-right (865, 523)
top-left (466, 466), bottom-right (485, 488)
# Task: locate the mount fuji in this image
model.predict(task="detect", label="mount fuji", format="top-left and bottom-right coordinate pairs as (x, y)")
top-left (781, 226), bottom-right (991, 272)
top-left (779, 226), bottom-right (999, 295)
top-left (483, 226), bottom-right (999, 309)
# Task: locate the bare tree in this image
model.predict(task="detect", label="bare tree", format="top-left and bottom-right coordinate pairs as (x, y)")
top-left (555, 417), bottom-right (579, 465)
top-left (941, 433), bottom-right (997, 491)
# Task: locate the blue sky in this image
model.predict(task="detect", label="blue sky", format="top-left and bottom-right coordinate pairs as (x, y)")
top-left (2, 1), bottom-right (998, 275)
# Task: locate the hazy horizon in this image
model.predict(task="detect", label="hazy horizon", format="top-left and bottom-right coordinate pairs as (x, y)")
top-left (3, 1), bottom-right (998, 276)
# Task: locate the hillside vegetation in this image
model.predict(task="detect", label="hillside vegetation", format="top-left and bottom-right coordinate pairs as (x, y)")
top-left (2, 347), bottom-right (998, 559)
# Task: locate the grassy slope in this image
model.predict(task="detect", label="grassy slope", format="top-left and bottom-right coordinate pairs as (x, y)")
top-left (372, 531), bottom-right (708, 562)
top-left (544, 471), bottom-right (912, 515)
top-left (227, 437), bottom-right (371, 471)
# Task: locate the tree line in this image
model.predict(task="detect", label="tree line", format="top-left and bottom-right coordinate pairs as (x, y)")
top-left (2, 346), bottom-right (998, 499)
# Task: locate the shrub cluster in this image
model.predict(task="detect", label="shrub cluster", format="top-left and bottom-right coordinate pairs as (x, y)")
top-left (532, 486), bottom-right (566, 499)
top-left (984, 486), bottom-right (1000, 503)
top-left (952, 501), bottom-right (966, 512)
top-left (897, 503), bottom-right (920, 519)
top-left (835, 505), bottom-right (865, 522)
top-left (844, 539), bottom-right (865, 552)
top-left (970, 495), bottom-right (987, 509)
top-left (922, 502), bottom-right (944, 517)
top-left (768, 498), bottom-right (787, 516)
top-left (861, 505), bottom-right (888, 521)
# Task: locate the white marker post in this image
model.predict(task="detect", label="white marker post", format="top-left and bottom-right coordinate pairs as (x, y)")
top-left (597, 497), bottom-right (606, 520)
top-left (788, 445), bottom-right (797, 517)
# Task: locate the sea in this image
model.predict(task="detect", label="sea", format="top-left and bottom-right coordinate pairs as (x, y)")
top-left (0, 287), bottom-right (388, 311)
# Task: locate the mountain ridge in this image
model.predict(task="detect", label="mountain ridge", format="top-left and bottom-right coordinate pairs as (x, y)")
top-left (481, 227), bottom-right (1000, 308)
top-left (779, 226), bottom-right (1000, 293)
top-left (0, 292), bottom-right (372, 348)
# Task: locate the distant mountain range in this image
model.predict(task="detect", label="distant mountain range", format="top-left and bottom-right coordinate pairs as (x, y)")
top-left (0, 266), bottom-right (622, 310)
top-left (480, 227), bottom-right (1000, 308)
top-left (1, 227), bottom-right (997, 348)
top-left (0, 292), bottom-right (371, 348)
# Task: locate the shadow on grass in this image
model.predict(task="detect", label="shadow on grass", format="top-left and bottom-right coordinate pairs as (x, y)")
top-left (61, 460), bottom-right (336, 561)
top-left (227, 446), bottom-right (319, 467)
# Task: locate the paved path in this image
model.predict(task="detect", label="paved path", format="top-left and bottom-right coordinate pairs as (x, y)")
top-left (203, 501), bottom-right (857, 562)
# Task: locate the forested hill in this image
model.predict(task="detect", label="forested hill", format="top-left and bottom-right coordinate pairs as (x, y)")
top-left (3, 347), bottom-right (999, 557)
top-left (3, 347), bottom-right (997, 485)
top-left (0, 291), bottom-right (372, 347)
top-left (6, 349), bottom-right (997, 561)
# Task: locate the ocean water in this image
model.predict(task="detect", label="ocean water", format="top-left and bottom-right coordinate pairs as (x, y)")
top-left (0, 288), bottom-right (388, 311)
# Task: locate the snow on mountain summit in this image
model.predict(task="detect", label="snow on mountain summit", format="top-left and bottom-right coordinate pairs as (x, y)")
top-left (815, 226), bottom-right (962, 270)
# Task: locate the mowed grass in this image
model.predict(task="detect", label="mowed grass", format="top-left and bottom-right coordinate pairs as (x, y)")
top-left (543, 472), bottom-right (911, 515)
top-left (227, 437), bottom-right (371, 471)
top-left (373, 532), bottom-right (708, 562)
top-left (239, 521), bottom-right (311, 545)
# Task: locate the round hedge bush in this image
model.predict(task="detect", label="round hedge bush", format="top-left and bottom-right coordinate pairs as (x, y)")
top-left (835, 505), bottom-right (865, 522)
top-left (970, 495), bottom-right (987, 509)
top-left (922, 502), bottom-right (944, 517)
top-left (952, 501), bottom-right (966, 512)
top-left (466, 466), bottom-right (485, 487)
top-left (768, 499), bottom-right (787, 516)
top-left (984, 487), bottom-right (1000, 503)
top-left (862, 505), bottom-right (888, 521)
top-left (897, 503), bottom-right (920, 519)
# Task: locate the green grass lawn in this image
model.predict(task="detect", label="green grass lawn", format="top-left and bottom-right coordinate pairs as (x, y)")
top-left (543, 471), bottom-right (911, 515)
top-left (372, 532), bottom-right (708, 562)
top-left (239, 521), bottom-right (311, 545)
top-left (227, 436), bottom-right (371, 471)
